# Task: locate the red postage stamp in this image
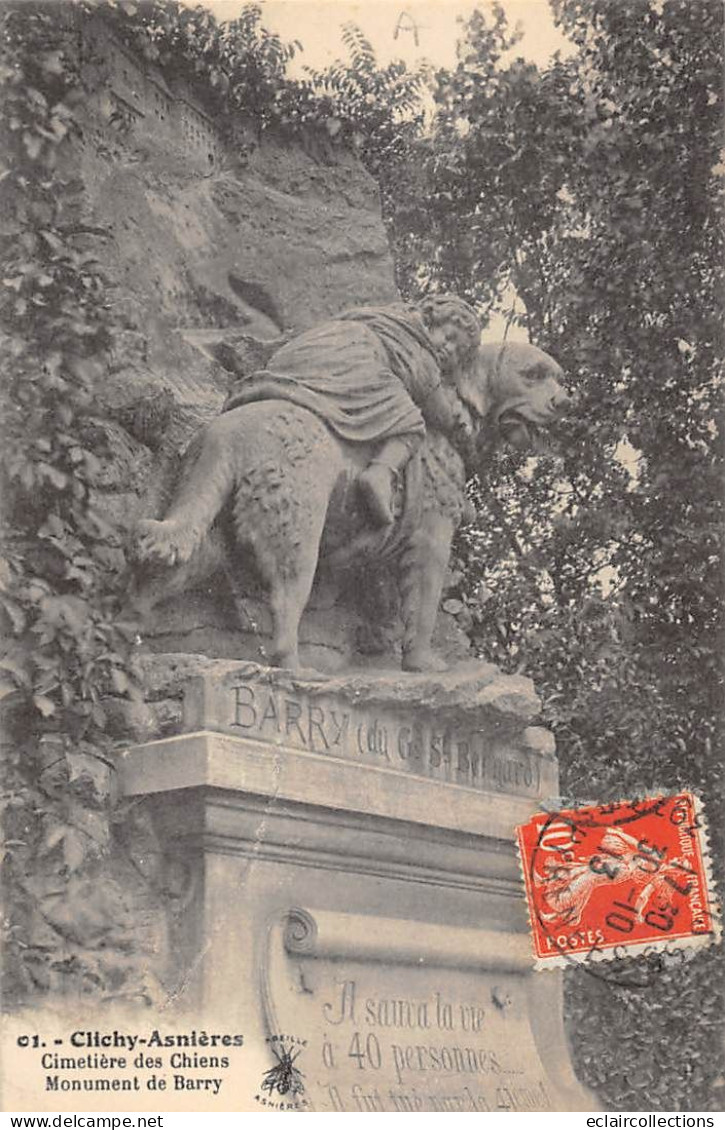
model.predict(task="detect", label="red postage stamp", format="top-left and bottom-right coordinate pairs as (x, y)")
top-left (517, 792), bottom-right (721, 968)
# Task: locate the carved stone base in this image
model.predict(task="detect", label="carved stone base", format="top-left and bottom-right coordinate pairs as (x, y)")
top-left (118, 661), bottom-right (597, 1112)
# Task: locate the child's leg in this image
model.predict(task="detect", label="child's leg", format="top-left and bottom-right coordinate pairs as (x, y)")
top-left (358, 435), bottom-right (420, 526)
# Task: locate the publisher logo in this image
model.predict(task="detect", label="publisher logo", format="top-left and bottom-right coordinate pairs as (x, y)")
top-left (255, 1035), bottom-right (308, 1111)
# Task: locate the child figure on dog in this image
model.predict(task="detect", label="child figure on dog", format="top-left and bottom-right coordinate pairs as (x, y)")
top-left (138, 294), bottom-right (480, 563)
top-left (223, 294), bottom-right (481, 527)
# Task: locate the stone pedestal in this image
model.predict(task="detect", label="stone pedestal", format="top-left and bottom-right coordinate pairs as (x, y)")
top-left (119, 660), bottom-right (596, 1112)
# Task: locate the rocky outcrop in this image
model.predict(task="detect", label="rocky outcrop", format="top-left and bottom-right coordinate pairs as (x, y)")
top-left (79, 125), bottom-right (397, 447)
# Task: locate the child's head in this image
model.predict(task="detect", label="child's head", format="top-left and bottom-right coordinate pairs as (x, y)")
top-left (418, 295), bottom-right (481, 375)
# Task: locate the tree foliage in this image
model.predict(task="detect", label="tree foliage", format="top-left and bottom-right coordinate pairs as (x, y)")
top-left (0, 1), bottom-right (150, 1000)
top-left (99, 0), bottom-right (299, 127)
top-left (298, 22), bottom-right (427, 172)
top-left (424, 0), bottom-right (723, 819)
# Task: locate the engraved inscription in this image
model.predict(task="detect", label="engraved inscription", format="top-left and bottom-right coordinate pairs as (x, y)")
top-left (227, 681), bottom-right (540, 793)
top-left (311, 977), bottom-right (553, 1112)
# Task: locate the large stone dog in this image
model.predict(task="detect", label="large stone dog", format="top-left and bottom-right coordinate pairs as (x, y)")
top-left (135, 341), bottom-right (569, 671)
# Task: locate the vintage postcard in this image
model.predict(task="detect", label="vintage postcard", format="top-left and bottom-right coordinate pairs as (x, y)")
top-left (1, 0), bottom-right (722, 1116)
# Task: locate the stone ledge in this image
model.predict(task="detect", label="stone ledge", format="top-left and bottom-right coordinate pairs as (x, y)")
top-left (117, 730), bottom-right (551, 841)
top-left (181, 656), bottom-right (543, 719)
top-left (139, 654), bottom-right (543, 716)
top-left (174, 658), bottom-right (554, 792)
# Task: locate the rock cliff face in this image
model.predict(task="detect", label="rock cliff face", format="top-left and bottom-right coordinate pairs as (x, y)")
top-left (79, 123), bottom-right (397, 442)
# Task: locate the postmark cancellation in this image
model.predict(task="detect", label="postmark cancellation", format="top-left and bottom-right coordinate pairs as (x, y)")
top-left (516, 792), bottom-right (721, 969)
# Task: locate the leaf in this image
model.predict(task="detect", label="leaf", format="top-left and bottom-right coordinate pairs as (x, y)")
top-left (42, 824), bottom-right (67, 855)
top-left (40, 51), bottom-right (65, 77)
top-left (26, 88), bottom-right (48, 108)
top-left (0, 597), bottom-right (26, 634)
top-left (22, 133), bottom-right (42, 160)
top-left (38, 464), bottom-right (68, 490)
top-left (0, 659), bottom-right (31, 689)
top-left (442, 598), bottom-right (465, 614)
top-left (91, 703), bottom-right (106, 728)
top-left (25, 581), bottom-right (51, 602)
top-left (33, 694), bottom-right (56, 717)
top-left (40, 230), bottom-right (64, 254)
top-left (66, 750), bottom-right (112, 797)
top-left (110, 668), bottom-right (129, 694)
top-left (62, 829), bottom-right (86, 873)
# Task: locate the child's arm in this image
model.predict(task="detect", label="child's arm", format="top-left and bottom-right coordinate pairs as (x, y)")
top-left (406, 353), bottom-right (474, 448)
top-left (421, 381), bottom-right (459, 432)
top-left (422, 381), bottom-right (474, 444)
top-left (408, 354), bottom-right (456, 429)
